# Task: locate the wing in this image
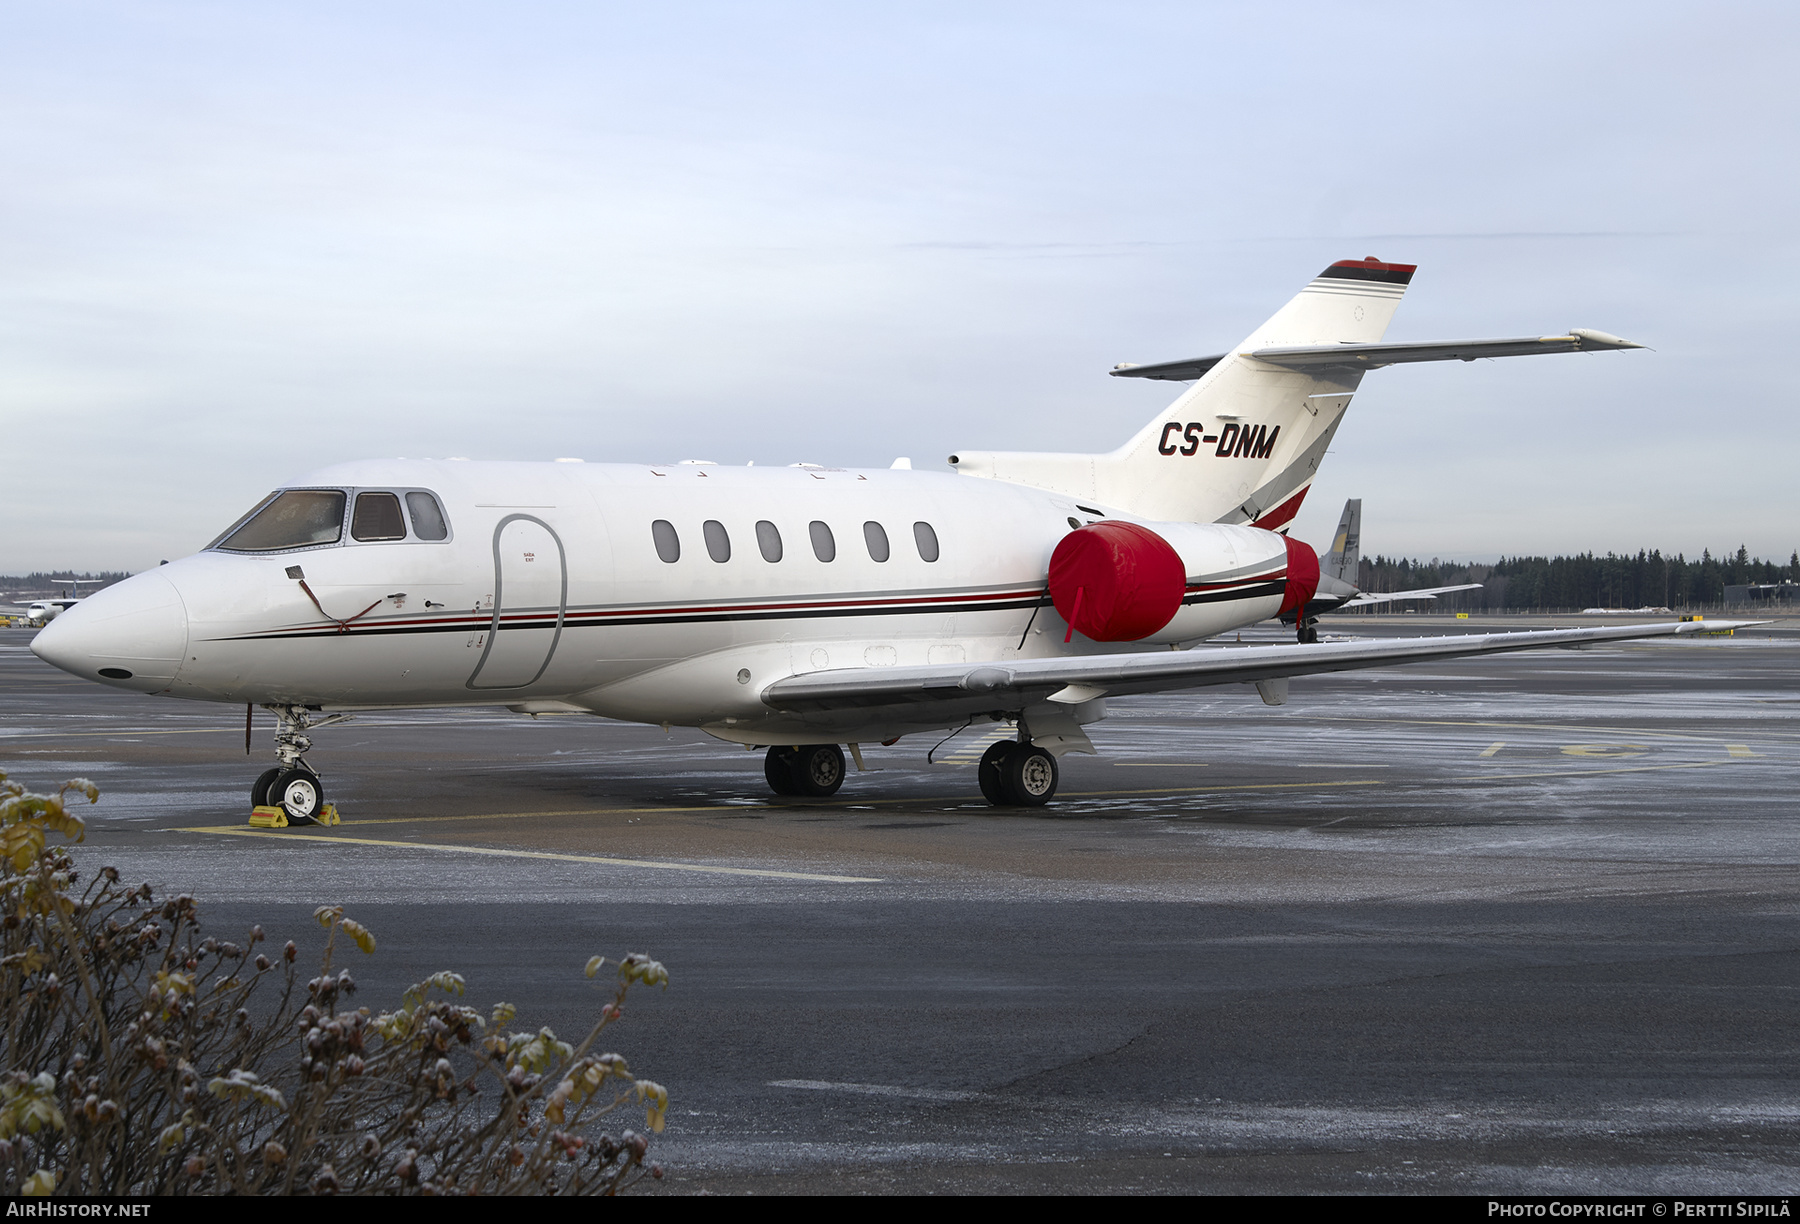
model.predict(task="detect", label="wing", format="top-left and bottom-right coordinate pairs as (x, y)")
top-left (761, 620), bottom-right (1755, 717)
top-left (1109, 330), bottom-right (1643, 380)
top-left (1340, 583), bottom-right (1484, 608)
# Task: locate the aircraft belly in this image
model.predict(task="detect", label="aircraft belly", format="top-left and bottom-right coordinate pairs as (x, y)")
top-left (569, 613), bottom-right (1037, 727)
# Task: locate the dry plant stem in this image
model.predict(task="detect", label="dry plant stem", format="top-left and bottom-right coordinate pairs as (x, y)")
top-left (39, 860), bottom-right (115, 1084)
top-left (279, 920), bottom-right (340, 1198)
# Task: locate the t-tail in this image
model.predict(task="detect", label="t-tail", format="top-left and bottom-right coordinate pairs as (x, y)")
top-left (949, 259), bottom-right (1642, 530)
top-left (1322, 498), bottom-right (1361, 584)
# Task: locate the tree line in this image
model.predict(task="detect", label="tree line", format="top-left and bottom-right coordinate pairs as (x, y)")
top-left (1356, 547), bottom-right (1800, 611)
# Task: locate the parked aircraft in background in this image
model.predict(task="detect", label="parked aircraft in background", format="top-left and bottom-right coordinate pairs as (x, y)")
top-left (34, 258), bottom-right (1727, 821)
top-left (1290, 499), bottom-right (1485, 639)
top-left (25, 598), bottom-right (82, 627)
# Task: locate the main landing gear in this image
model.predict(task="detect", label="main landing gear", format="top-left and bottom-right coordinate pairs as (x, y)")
top-left (977, 739), bottom-right (1059, 807)
top-left (251, 705), bottom-right (350, 824)
top-left (763, 744), bottom-right (847, 798)
top-left (760, 737), bottom-right (1059, 806)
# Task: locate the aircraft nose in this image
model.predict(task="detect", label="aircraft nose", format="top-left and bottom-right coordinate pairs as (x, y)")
top-left (30, 570), bottom-right (190, 692)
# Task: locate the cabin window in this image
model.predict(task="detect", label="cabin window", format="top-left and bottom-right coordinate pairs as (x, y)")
top-left (703, 519), bottom-right (731, 563)
top-left (406, 491), bottom-right (449, 540)
top-left (652, 519), bottom-right (680, 563)
top-left (863, 521), bottom-right (890, 562)
top-left (214, 489), bottom-right (346, 552)
top-left (756, 520), bottom-right (783, 562)
top-left (809, 521), bottom-right (836, 562)
top-left (351, 492), bottom-right (408, 541)
top-left (913, 521), bottom-right (940, 562)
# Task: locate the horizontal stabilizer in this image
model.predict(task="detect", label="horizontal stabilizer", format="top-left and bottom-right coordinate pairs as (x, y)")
top-left (1342, 583), bottom-right (1484, 607)
top-left (1110, 330), bottom-right (1644, 381)
top-left (1108, 355), bottom-right (1227, 382)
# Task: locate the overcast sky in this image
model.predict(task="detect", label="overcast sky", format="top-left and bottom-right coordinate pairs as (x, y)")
top-left (3, 1), bottom-right (1795, 573)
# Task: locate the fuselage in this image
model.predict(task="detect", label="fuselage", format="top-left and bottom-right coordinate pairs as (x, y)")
top-left (32, 458), bottom-right (1298, 744)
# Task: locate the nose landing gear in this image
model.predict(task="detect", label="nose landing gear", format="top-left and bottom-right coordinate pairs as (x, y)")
top-left (252, 705), bottom-right (351, 824)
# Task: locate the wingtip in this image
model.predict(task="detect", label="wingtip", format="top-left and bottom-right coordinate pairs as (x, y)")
top-left (1569, 328), bottom-right (1649, 351)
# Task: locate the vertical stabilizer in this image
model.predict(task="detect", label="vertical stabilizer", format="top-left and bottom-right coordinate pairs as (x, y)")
top-left (1323, 499), bottom-right (1361, 583)
top-left (950, 259), bottom-right (1416, 528)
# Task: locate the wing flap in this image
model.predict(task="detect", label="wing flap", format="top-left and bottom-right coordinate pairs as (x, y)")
top-left (760, 620), bottom-right (1755, 714)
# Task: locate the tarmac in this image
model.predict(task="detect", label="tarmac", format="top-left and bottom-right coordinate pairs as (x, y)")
top-left (2, 612), bottom-right (1797, 1195)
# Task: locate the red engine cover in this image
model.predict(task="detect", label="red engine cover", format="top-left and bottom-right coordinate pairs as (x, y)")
top-left (1047, 521), bottom-right (1186, 642)
top-left (1279, 534), bottom-right (1321, 617)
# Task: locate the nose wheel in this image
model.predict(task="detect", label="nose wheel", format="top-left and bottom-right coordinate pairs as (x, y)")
top-left (251, 768), bottom-right (282, 809)
top-left (273, 767), bottom-right (325, 824)
top-left (251, 705), bottom-right (349, 824)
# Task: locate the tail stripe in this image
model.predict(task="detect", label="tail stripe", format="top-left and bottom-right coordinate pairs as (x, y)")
top-left (1319, 260), bottom-right (1416, 285)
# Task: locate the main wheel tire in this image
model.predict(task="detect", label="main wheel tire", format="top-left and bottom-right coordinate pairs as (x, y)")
top-left (251, 767), bottom-right (282, 809)
top-left (790, 744), bottom-right (846, 798)
top-left (273, 768), bottom-right (324, 824)
top-left (764, 746), bottom-right (800, 796)
top-left (1001, 744), bottom-right (1058, 807)
top-left (978, 740), bottom-right (1015, 806)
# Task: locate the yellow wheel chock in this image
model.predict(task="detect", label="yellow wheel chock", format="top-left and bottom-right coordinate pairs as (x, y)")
top-left (248, 802), bottom-right (342, 829)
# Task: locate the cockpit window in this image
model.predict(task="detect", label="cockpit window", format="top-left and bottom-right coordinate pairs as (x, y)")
top-left (406, 491), bottom-right (449, 541)
top-left (214, 490), bottom-right (346, 552)
top-left (351, 492), bottom-right (407, 541)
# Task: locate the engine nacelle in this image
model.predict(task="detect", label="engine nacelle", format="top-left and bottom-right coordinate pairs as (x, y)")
top-left (1048, 520), bottom-right (1318, 645)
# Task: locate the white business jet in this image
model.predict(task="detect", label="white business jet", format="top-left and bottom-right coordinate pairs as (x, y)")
top-left (33, 258), bottom-right (1731, 821)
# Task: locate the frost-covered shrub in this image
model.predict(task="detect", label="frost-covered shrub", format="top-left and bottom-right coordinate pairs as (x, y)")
top-left (0, 767), bottom-right (668, 1196)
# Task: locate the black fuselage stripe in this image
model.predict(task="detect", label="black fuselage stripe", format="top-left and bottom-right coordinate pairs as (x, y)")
top-left (214, 596), bottom-right (1044, 642)
top-left (1183, 581), bottom-right (1285, 605)
top-left (212, 583), bottom-right (1284, 644)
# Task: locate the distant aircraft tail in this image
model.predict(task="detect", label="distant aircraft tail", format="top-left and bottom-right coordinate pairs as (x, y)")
top-left (950, 258), bottom-right (1416, 529)
top-left (1322, 498), bottom-right (1361, 583)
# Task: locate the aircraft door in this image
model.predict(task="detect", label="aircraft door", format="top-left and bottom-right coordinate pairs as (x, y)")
top-left (467, 515), bottom-right (567, 690)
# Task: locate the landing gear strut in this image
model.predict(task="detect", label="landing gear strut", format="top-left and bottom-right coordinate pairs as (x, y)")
top-left (763, 744), bottom-right (846, 798)
top-left (978, 737), bottom-right (1058, 807)
top-left (1296, 615), bottom-right (1320, 644)
top-left (253, 705), bottom-right (350, 823)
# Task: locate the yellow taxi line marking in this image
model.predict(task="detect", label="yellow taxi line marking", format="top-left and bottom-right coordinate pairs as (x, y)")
top-left (1313, 716), bottom-right (1778, 746)
top-left (177, 827), bottom-right (883, 883)
top-left (1, 728), bottom-right (233, 739)
top-left (1452, 759), bottom-right (1751, 783)
top-left (317, 805), bottom-right (748, 827)
top-left (168, 753), bottom-right (1771, 835)
top-left (1479, 741), bottom-right (1506, 758)
top-left (1728, 744), bottom-right (1760, 758)
top-left (1062, 780), bottom-right (1386, 797)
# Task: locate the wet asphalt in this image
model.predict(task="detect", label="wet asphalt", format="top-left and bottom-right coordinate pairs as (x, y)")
top-left (2, 613), bottom-right (1797, 1194)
